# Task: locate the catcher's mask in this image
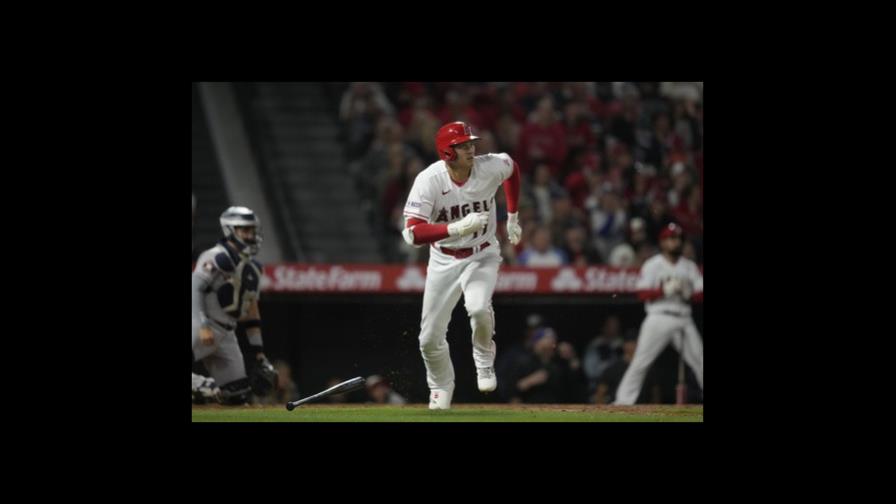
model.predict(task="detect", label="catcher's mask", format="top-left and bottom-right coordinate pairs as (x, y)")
top-left (220, 206), bottom-right (263, 256)
top-left (436, 121), bottom-right (480, 162)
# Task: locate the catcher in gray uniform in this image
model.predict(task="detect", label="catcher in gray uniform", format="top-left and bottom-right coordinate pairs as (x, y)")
top-left (191, 206), bottom-right (278, 405)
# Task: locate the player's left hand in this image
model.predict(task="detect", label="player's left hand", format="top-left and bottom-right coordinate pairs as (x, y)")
top-left (506, 212), bottom-right (522, 245)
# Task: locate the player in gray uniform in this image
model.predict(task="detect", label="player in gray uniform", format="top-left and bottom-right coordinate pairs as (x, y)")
top-left (191, 206), bottom-right (278, 405)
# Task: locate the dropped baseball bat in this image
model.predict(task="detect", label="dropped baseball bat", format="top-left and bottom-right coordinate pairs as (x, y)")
top-left (286, 376), bottom-right (366, 411)
top-left (676, 329), bottom-right (687, 405)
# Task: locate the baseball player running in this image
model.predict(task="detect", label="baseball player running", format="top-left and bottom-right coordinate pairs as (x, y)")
top-left (191, 206), bottom-right (278, 405)
top-left (614, 222), bottom-right (704, 405)
top-left (402, 121), bottom-right (522, 410)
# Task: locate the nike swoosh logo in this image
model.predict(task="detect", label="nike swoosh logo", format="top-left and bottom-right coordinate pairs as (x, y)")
top-left (442, 189), bottom-right (450, 195)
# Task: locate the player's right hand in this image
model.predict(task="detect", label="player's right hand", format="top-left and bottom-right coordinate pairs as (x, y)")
top-left (447, 212), bottom-right (488, 237)
top-left (199, 326), bottom-right (215, 346)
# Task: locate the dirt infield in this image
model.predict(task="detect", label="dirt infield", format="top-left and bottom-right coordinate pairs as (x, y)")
top-left (191, 403), bottom-right (703, 422)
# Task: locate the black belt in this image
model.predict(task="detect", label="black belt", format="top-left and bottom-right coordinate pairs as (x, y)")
top-left (660, 310), bottom-right (686, 317)
top-left (433, 241), bottom-right (490, 258)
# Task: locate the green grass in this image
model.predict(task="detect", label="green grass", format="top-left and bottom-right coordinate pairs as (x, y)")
top-left (191, 404), bottom-right (703, 422)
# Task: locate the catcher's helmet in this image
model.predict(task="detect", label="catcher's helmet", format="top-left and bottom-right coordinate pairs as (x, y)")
top-left (436, 121), bottom-right (480, 162)
top-left (658, 222), bottom-right (683, 241)
top-left (220, 206), bottom-right (263, 256)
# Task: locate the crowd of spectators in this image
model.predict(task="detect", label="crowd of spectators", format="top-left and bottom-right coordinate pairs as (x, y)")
top-left (338, 82), bottom-right (703, 267)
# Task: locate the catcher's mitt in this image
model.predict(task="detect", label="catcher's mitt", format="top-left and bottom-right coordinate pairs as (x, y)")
top-left (249, 355), bottom-right (278, 396)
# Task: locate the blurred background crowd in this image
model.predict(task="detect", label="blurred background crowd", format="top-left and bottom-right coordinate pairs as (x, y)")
top-left (335, 82), bottom-right (703, 267)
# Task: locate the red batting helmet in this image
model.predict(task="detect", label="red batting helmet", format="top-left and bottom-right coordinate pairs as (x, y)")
top-left (436, 121), bottom-right (480, 161)
top-left (658, 222), bottom-right (684, 241)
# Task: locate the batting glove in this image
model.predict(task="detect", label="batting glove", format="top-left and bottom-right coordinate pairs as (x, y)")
top-left (448, 212), bottom-right (488, 237)
top-left (506, 212), bottom-right (522, 245)
top-left (662, 278), bottom-right (682, 297)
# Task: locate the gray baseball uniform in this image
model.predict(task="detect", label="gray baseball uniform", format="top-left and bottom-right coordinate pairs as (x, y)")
top-left (191, 240), bottom-right (263, 387)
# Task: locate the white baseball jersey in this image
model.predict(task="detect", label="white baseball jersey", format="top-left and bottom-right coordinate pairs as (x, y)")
top-left (403, 153), bottom-right (515, 250)
top-left (616, 252), bottom-right (705, 404)
top-left (636, 253), bottom-right (703, 317)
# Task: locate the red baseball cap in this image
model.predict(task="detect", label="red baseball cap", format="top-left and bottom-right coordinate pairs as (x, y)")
top-left (659, 222), bottom-right (684, 240)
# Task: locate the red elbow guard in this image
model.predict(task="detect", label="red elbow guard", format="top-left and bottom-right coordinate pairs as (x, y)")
top-left (406, 218), bottom-right (449, 245)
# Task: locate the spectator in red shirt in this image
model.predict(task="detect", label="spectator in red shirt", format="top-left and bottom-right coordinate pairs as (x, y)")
top-left (516, 95), bottom-right (568, 176)
top-left (563, 149), bottom-right (603, 210)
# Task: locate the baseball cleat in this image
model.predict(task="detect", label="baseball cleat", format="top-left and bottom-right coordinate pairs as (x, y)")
top-left (476, 367), bottom-right (497, 393)
top-left (429, 385), bottom-right (454, 410)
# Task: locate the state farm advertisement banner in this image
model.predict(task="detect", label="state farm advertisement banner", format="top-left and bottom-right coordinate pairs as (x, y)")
top-left (260, 264), bottom-right (652, 295)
